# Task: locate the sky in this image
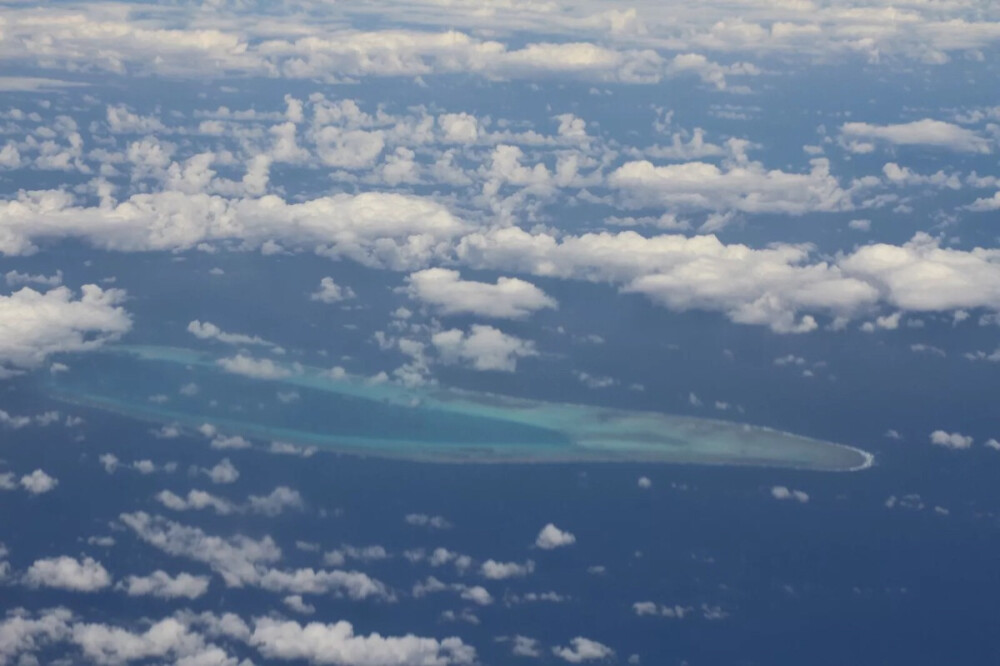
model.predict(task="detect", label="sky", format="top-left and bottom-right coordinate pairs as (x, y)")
top-left (1, 0), bottom-right (1000, 664)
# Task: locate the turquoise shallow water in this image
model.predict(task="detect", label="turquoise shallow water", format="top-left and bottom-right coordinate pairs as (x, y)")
top-left (41, 345), bottom-right (872, 470)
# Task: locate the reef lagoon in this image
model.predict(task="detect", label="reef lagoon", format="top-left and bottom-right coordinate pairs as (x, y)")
top-left (40, 346), bottom-right (872, 471)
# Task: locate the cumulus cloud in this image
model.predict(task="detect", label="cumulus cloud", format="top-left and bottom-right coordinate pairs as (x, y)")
top-left (71, 617), bottom-right (233, 665)
top-left (210, 434), bottom-right (252, 450)
top-left (405, 513), bottom-right (452, 530)
top-left (439, 113), bottom-right (480, 143)
top-left (966, 192), bottom-right (1000, 212)
top-left (552, 637), bottom-right (615, 663)
top-left (608, 154), bottom-right (850, 215)
top-left (840, 119), bottom-right (991, 154)
top-left (187, 320), bottom-right (272, 347)
top-left (0, 409), bottom-right (31, 429)
top-left (5, 269), bottom-right (62, 287)
top-left (249, 617), bottom-right (476, 665)
top-left (0, 190), bottom-right (465, 270)
top-left (120, 512), bottom-right (390, 600)
top-left (404, 268), bottom-right (557, 319)
top-left (205, 458), bottom-right (239, 484)
top-left (460, 226), bottom-right (1000, 333)
top-left (24, 556), bottom-right (111, 592)
top-left (457, 228), bottom-right (868, 333)
top-left (0, 286), bottom-right (131, 376)
top-left (283, 595), bottom-right (316, 615)
top-left (120, 512), bottom-right (281, 588)
top-left (412, 576), bottom-right (493, 606)
top-left (117, 570), bottom-right (210, 599)
top-left (247, 486), bottom-right (304, 516)
top-left (839, 234), bottom-right (1000, 313)
top-left (480, 559), bottom-right (535, 580)
top-left (0, 607), bottom-right (74, 665)
top-left (156, 489), bottom-right (238, 515)
top-left (324, 545), bottom-right (389, 567)
top-left (535, 523), bottom-right (576, 550)
top-left (770, 486), bottom-right (809, 503)
top-left (432, 325), bottom-right (537, 371)
top-left (929, 430), bottom-right (973, 449)
top-left (217, 354), bottom-right (292, 379)
top-left (20, 469), bottom-right (58, 494)
top-left (310, 277), bottom-right (356, 303)
top-left (269, 441), bottom-right (318, 457)
top-left (509, 635), bottom-right (542, 657)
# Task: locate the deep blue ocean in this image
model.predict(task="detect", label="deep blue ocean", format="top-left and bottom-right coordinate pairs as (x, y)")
top-left (3, 375), bottom-right (1000, 664)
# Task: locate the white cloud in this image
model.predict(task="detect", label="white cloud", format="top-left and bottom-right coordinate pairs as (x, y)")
top-left (841, 119), bottom-right (991, 153)
top-left (510, 635), bottom-right (542, 658)
top-left (71, 617), bottom-right (232, 666)
top-left (461, 226), bottom-right (1000, 333)
top-left (412, 575), bottom-right (489, 606)
top-left (206, 458), bottom-right (239, 484)
top-left (574, 371), bottom-right (617, 389)
top-left (187, 320), bottom-right (272, 347)
top-left (132, 460), bottom-right (156, 474)
top-left (0, 409), bottom-right (31, 429)
top-left (535, 523), bottom-right (576, 550)
top-left (665, 53), bottom-right (759, 91)
top-left (432, 325), bottom-right (537, 371)
top-left (480, 559), bottom-right (535, 580)
top-left (151, 424), bottom-right (181, 439)
top-left (249, 617), bottom-right (476, 665)
top-left (24, 556), bottom-right (111, 592)
top-left (929, 430), bottom-right (973, 449)
top-left (439, 113), bottom-right (480, 144)
top-left (552, 637), bottom-right (615, 663)
top-left (637, 476), bottom-right (652, 489)
top-left (269, 441), bottom-right (317, 457)
top-left (119, 512), bottom-right (389, 601)
top-left (20, 469), bottom-right (58, 494)
top-left (882, 163), bottom-right (961, 189)
top-left (0, 286), bottom-right (130, 375)
top-left (99, 454), bottom-right (120, 474)
top-left (217, 355), bottom-right (291, 379)
top-left (770, 486), bottom-right (809, 503)
top-left (839, 233), bottom-right (1000, 313)
top-left (310, 277), bottom-right (356, 303)
top-left (405, 513), bottom-right (452, 530)
top-left (860, 311), bottom-right (901, 333)
top-left (460, 585), bottom-right (494, 606)
top-left (5, 269), bottom-right (62, 287)
top-left (283, 595), bottom-right (316, 615)
top-left (117, 570), bottom-right (210, 599)
top-left (324, 545), bottom-right (389, 567)
top-left (211, 434), bottom-right (252, 450)
top-left (608, 154), bottom-right (850, 215)
top-left (156, 489), bottom-right (238, 515)
top-left (257, 567), bottom-right (391, 600)
top-left (0, 607), bottom-right (73, 665)
top-left (0, 190), bottom-right (465, 271)
top-left (457, 227), bottom-right (878, 334)
top-left (106, 104), bottom-right (166, 134)
top-left (404, 268), bottom-right (557, 319)
top-left (119, 512), bottom-right (281, 588)
top-left (248, 486), bottom-right (304, 516)
top-left (966, 191), bottom-right (1000, 212)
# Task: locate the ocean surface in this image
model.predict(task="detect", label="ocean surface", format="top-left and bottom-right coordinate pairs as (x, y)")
top-left (2, 375), bottom-right (999, 665)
